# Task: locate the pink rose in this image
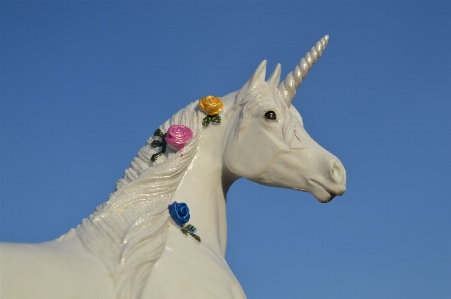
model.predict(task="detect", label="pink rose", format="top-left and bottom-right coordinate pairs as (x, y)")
top-left (165, 125), bottom-right (193, 151)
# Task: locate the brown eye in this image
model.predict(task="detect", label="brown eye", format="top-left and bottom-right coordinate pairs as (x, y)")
top-left (264, 110), bottom-right (277, 121)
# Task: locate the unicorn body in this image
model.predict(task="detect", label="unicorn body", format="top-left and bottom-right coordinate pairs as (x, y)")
top-left (0, 35), bottom-right (346, 299)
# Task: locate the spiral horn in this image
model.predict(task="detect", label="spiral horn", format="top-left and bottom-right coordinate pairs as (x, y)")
top-left (278, 35), bottom-right (329, 106)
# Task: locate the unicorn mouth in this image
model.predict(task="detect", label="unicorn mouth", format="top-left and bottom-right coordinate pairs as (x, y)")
top-left (309, 179), bottom-right (337, 203)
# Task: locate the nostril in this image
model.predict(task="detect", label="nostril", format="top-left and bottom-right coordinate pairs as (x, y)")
top-left (331, 161), bottom-right (344, 184)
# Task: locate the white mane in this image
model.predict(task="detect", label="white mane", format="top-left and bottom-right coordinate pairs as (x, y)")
top-left (63, 100), bottom-right (204, 299)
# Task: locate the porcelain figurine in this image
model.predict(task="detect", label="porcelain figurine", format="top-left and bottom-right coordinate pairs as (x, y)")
top-left (0, 35), bottom-right (346, 299)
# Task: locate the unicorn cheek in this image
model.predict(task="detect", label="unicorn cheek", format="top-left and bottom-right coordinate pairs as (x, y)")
top-left (224, 125), bottom-right (289, 179)
top-left (290, 124), bottom-right (304, 149)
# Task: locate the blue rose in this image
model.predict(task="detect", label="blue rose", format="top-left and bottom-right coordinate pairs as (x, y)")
top-left (168, 201), bottom-right (190, 227)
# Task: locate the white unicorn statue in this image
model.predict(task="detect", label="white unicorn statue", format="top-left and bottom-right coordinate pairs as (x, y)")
top-left (0, 35), bottom-right (346, 299)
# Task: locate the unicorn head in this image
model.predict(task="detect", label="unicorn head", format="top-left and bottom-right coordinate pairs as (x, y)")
top-left (224, 35), bottom-right (346, 202)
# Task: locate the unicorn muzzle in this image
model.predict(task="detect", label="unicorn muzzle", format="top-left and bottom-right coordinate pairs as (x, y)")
top-left (304, 155), bottom-right (346, 203)
top-left (320, 159), bottom-right (346, 200)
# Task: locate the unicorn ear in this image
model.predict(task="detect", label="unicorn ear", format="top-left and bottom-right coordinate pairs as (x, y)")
top-left (248, 60), bottom-right (267, 88)
top-left (267, 63), bottom-right (281, 87)
top-left (235, 60), bottom-right (267, 104)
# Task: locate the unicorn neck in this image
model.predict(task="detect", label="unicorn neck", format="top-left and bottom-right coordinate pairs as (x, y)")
top-left (173, 123), bottom-right (237, 256)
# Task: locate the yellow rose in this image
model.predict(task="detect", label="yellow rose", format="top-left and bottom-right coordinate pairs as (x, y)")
top-left (199, 95), bottom-right (224, 115)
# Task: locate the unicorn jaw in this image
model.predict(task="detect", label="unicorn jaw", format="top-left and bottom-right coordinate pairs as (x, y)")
top-left (226, 137), bottom-right (347, 203)
top-left (247, 146), bottom-right (347, 203)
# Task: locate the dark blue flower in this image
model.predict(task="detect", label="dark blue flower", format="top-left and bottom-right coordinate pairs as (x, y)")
top-left (168, 201), bottom-right (190, 227)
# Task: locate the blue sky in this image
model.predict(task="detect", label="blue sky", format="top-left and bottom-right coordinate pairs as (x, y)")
top-left (1, 1), bottom-right (450, 298)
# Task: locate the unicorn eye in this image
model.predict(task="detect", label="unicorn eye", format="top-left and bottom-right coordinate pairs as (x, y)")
top-left (264, 110), bottom-right (277, 121)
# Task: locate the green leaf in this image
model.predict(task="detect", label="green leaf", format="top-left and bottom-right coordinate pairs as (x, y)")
top-left (210, 115), bottom-right (221, 124)
top-left (151, 140), bottom-right (162, 148)
top-left (151, 152), bottom-right (164, 162)
top-left (202, 116), bottom-right (211, 126)
top-left (190, 233), bottom-right (201, 242)
top-left (154, 128), bottom-right (164, 138)
top-left (181, 226), bottom-right (189, 235)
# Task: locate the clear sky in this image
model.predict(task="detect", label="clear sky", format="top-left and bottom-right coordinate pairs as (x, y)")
top-left (1, 1), bottom-right (450, 298)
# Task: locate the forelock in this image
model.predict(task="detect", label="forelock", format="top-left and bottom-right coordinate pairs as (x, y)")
top-left (230, 84), bottom-right (292, 140)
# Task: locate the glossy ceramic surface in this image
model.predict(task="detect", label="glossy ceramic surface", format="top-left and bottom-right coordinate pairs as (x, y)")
top-left (0, 35), bottom-right (346, 299)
